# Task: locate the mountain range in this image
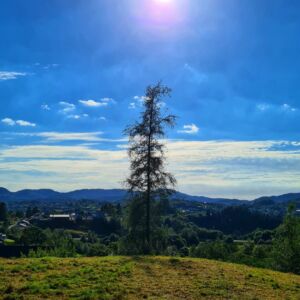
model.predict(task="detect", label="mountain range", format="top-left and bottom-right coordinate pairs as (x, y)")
top-left (0, 187), bottom-right (299, 206)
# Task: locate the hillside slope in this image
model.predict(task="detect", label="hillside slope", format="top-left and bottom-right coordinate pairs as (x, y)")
top-left (0, 256), bottom-right (299, 299)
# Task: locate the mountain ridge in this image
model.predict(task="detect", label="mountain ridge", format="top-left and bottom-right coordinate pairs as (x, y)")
top-left (0, 187), bottom-right (299, 205)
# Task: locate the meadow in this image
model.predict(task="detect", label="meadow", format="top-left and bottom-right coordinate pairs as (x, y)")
top-left (0, 256), bottom-right (299, 299)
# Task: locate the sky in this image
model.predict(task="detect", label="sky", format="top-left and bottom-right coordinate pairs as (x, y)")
top-left (0, 0), bottom-right (300, 199)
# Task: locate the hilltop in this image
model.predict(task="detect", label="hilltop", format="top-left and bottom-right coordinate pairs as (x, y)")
top-left (0, 256), bottom-right (299, 299)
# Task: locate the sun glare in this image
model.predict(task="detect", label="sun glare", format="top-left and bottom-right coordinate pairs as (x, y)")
top-left (131, 0), bottom-right (188, 33)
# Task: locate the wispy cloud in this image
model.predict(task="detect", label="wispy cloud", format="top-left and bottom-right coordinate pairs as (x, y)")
top-left (59, 101), bottom-right (76, 113)
top-left (178, 124), bottom-right (199, 134)
top-left (256, 103), bottom-right (270, 111)
top-left (128, 102), bottom-right (136, 109)
top-left (1, 140), bottom-right (300, 199)
top-left (34, 131), bottom-right (103, 142)
top-left (0, 71), bottom-right (28, 81)
top-left (67, 114), bottom-right (89, 120)
top-left (1, 118), bottom-right (36, 127)
top-left (282, 103), bottom-right (297, 112)
top-left (183, 63), bottom-right (207, 83)
top-left (41, 104), bottom-right (50, 110)
top-left (101, 97), bottom-right (115, 103)
top-left (256, 102), bottom-right (297, 113)
top-left (8, 131), bottom-right (126, 144)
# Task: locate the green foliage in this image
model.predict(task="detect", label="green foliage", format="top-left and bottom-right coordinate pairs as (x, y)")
top-left (1, 193), bottom-right (299, 277)
top-left (191, 240), bottom-right (238, 260)
top-left (0, 202), bottom-right (7, 221)
top-left (19, 226), bottom-right (47, 245)
top-left (272, 204), bottom-right (300, 274)
top-left (121, 194), bottom-right (170, 254)
top-left (124, 82), bottom-right (177, 252)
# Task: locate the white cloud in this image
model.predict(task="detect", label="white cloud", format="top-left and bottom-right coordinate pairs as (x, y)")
top-left (1, 118), bottom-right (15, 126)
top-left (129, 96), bottom-right (151, 109)
top-left (129, 96), bottom-right (165, 110)
top-left (1, 118), bottom-right (36, 127)
top-left (1, 140), bottom-right (300, 199)
top-left (178, 124), bottom-right (199, 134)
top-left (98, 116), bottom-right (106, 121)
top-left (133, 96), bottom-right (149, 104)
top-left (0, 71), bottom-right (27, 81)
top-left (59, 101), bottom-right (76, 113)
top-left (79, 100), bottom-right (106, 107)
top-left (16, 120), bottom-right (36, 127)
top-left (41, 104), bottom-right (50, 110)
top-left (79, 98), bottom-right (115, 107)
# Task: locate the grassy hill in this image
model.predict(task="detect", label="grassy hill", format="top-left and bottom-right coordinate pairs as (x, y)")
top-left (0, 256), bottom-right (299, 299)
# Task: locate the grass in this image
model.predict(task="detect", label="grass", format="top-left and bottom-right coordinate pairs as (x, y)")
top-left (0, 256), bottom-right (299, 299)
top-left (3, 239), bottom-right (15, 246)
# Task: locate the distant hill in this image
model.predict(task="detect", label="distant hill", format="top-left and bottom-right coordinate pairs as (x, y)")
top-left (0, 187), bottom-right (299, 206)
top-left (171, 191), bottom-right (248, 205)
top-left (0, 187), bottom-right (127, 202)
top-left (253, 193), bottom-right (300, 205)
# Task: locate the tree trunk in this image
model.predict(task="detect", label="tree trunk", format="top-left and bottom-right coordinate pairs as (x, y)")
top-left (146, 97), bottom-right (154, 251)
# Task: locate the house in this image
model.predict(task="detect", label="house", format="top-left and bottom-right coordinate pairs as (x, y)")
top-left (49, 213), bottom-right (76, 221)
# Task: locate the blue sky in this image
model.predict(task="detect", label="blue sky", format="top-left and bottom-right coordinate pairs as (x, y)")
top-left (1, 0), bottom-right (300, 199)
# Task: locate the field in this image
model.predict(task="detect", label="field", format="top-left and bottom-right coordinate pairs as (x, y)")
top-left (0, 256), bottom-right (299, 299)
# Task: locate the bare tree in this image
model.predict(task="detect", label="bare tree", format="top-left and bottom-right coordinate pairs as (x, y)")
top-left (124, 82), bottom-right (177, 251)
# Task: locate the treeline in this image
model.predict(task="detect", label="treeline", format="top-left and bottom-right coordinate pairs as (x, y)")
top-left (21, 203), bottom-right (300, 275)
top-left (1, 199), bottom-right (300, 274)
top-left (191, 205), bottom-right (300, 274)
top-left (189, 206), bottom-right (281, 235)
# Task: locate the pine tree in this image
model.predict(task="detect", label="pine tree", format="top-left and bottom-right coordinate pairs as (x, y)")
top-left (0, 202), bottom-right (7, 222)
top-left (124, 82), bottom-right (177, 252)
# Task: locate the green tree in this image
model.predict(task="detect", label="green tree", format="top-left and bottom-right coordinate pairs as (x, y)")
top-left (0, 202), bottom-right (7, 222)
top-left (19, 226), bottom-right (47, 246)
top-left (272, 204), bottom-right (300, 274)
top-left (124, 82), bottom-right (177, 253)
